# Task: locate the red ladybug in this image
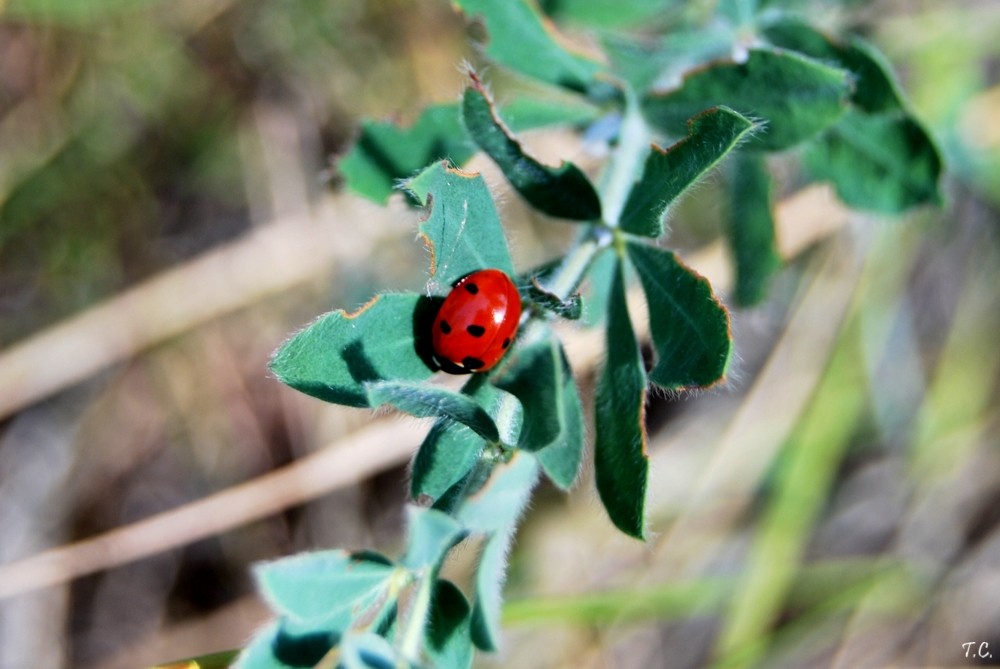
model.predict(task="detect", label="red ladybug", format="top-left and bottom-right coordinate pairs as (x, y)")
top-left (432, 269), bottom-right (521, 373)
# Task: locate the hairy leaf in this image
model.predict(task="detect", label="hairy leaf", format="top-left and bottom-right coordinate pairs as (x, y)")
top-left (804, 110), bottom-right (943, 213)
top-left (269, 294), bottom-right (436, 408)
top-left (469, 530), bottom-right (511, 652)
top-left (462, 75), bottom-right (602, 221)
top-left (366, 380), bottom-right (502, 444)
top-left (727, 151), bottom-right (781, 306)
top-left (542, 350), bottom-right (586, 490)
top-left (493, 333), bottom-right (563, 451)
top-left (762, 17), bottom-right (905, 114)
top-left (426, 580), bottom-right (474, 669)
top-left (452, 0), bottom-right (604, 94)
top-left (405, 161), bottom-right (515, 292)
top-left (411, 421), bottom-right (486, 506)
top-left (620, 106), bottom-right (758, 236)
top-left (493, 332), bottom-right (584, 489)
top-left (411, 380), bottom-right (523, 503)
top-left (594, 258), bottom-right (648, 539)
top-left (627, 241), bottom-right (732, 388)
top-left (236, 619), bottom-right (340, 669)
top-left (339, 104), bottom-right (473, 205)
top-left (457, 451), bottom-right (540, 534)
top-left (643, 48), bottom-right (853, 151)
top-left (460, 452), bottom-right (540, 650)
top-left (255, 550), bottom-right (396, 626)
top-left (401, 507), bottom-right (468, 571)
top-left (340, 633), bottom-right (403, 669)
top-left (602, 24), bottom-right (734, 94)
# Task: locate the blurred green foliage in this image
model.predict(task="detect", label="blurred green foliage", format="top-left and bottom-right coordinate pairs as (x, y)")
top-left (0, 0), bottom-right (467, 342)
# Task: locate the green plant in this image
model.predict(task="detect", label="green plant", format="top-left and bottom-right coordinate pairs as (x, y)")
top-left (235, 2), bottom-right (941, 668)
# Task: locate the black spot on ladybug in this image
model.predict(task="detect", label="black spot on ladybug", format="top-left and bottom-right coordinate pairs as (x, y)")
top-left (502, 337), bottom-right (511, 349)
top-left (464, 282), bottom-right (479, 295)
top-left (439, 320), bottom-right (451, 334)
top-left (466, 324), bottom-right (485, 337)
top-left (462, 356), bottom-right (485, 370)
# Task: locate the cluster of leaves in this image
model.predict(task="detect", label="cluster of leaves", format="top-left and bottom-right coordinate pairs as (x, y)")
top-left (239, 1), bottom-right (942, 668)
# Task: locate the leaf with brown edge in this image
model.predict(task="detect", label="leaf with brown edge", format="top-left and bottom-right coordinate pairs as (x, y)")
top-left (269, 293), bottom-right (437, 408)
top-left (462, 72), bottom-right (602, 221)
top-left (594, 257), bottom-right (649, 539)
top-left (338, 103), bottom-right (474, 205)
top-left (627, 241), bottom-right (733, 390)
top-left (642, 48), bottom-right (853, 152)
top-left (405, 161), bottom-right (515, 294)
top-left (451, 0), bottom-right (606, 96)
top-left (620, 106), bottom-right (758, 237)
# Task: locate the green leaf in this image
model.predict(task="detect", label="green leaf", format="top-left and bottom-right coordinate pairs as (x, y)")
top-left (426, 580), bottom-right (473, 669)
top-left (405, 161), bottom-right (515, 292)
top-left (236, 619), bottom-right (339, 669)
top-left (540, 0), bottom-right (672, 29)
top-left (411, 421), bottom-right (486, 506)
top-left (620, 106), bottom-right (758, 237)
top-left (602, 24), bottom-right (734, 94)
top-left (269, 293), bottom-right (437, 408)
top-left (366, 380), bottom-right (502, 444)
top-left (541, 351), bottom-right (586, 490)
top-left (452, 0), bottom-right (604, 94)
top-left (254, 550), bottom-right (396, 625)
top-left (457, 451), bottom-right (540, 534)
top-left (340, 633), bottom-right (403, 669)
top-left (627, 241), bottom-right (733, 389)
top-left (726, 151), bottom-right (781, 306)
top-left (803, 110), bottom-right (943, 213)
top-left (500, 94), bottom-right (603, 132)
top-left (411, 380), bottom-right (524, 503)
top-left (338, 104), bottom-right (474, 205)
top-left (762, 17), bottom-right (905, 114)
top-left (594, 258), bottom-right (648, 539)
top-left (462, 75), bottom-right (602, 221)
top-left (469, 530), bottom-right (512, 652)
top-left (459, 452), bottom-right (540, 650)
top-left (493, 333), bottom-right (584, 489)
top-left (493, 334), bottom-right (563, 451)
top-left (643, 48), bottom-right (853, 151)
top-left (472, 379), bottom-right (525, 448)
top-left (337, 95), bottom-right (599, 206)
top-left (402, 507), bottom-right (468, 571)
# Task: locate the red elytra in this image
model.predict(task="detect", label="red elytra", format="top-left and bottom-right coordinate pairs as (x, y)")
top-left (432, 269), bottom-right (521, 373)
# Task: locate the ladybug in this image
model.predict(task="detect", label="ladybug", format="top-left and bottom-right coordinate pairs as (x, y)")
top-left (432, 268), bottom-right (521, 373)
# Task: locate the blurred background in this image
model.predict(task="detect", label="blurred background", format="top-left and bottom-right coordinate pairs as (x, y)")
top-left (0, 1), bottom-right (998, 668)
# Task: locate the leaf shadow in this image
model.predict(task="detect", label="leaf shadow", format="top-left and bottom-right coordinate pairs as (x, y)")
top-left (272, 625), bottom-right (339, 668)
top-left (412, 294), bottom-right (449, 373)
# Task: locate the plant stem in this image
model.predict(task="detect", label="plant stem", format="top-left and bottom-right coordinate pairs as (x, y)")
top-left (544, 229), bottom-right (608, 302)
top-left (600, 91), bottom-right (652, 227)
top-left (399, 571), bottom-right (436, 662)
top-left (533, 89), bottom-right (651, 305)
top-left (502, 104), bottom-right (653, 409)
